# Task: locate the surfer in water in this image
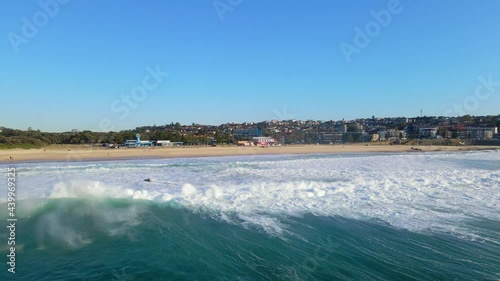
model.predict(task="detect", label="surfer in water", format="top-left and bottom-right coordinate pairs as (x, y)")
top-left (144, 178), bottom-right (152, 182)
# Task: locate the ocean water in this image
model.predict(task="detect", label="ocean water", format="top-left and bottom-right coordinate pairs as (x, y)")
top-left (1, 151), bottom-right (499, 280)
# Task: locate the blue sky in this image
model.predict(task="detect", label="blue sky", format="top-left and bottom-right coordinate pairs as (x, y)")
top-left (1, 0), bottom-right (499, 132)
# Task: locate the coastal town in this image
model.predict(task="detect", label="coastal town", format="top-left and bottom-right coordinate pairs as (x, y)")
top-left (1, 114), bottom-right (499, 148)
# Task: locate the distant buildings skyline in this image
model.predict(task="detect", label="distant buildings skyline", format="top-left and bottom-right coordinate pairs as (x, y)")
top-left (2, 113), bottom-right (500, 133)
top-left (2, 114), bottom-right (499, 148)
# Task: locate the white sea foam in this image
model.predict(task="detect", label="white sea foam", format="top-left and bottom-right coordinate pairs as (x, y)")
top-left (1, 151), bottom-right (499, 237)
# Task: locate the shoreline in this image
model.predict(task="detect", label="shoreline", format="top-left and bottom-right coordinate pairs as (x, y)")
top-left (0, 144), bottom-right (498, 164)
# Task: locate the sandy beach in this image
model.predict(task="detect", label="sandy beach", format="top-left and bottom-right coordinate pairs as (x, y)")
top-left (0, 144), bottom-right (498, 163)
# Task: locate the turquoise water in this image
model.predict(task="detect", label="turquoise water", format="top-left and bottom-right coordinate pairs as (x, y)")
top-left (1, 152), bottom-right (499, 280)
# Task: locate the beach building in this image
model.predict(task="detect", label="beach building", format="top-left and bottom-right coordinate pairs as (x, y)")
top-left (319, 133), bottom-right (334, 144)
top-left (124, 139), bottom-right (137, 148)
top-left (233, 128), bottom-right (263, 141)
top-left (377, 130), bottom-right (388, 141)
top-left (449, 130), bottom-right (467, 139)
top-left (237, 141), bottom-right (253, 146)
top-left (419, 127), bottom-right (438, 139)
top-left (155, 140), bottom-right (183, 146)
top-left (252, 137), bottom-right (275, 146)
top-left (334, 133), bottom-right (344, 144)
top-left (464, 127), bottom-right (495, 140)
top-left (155, 140), bottom-right (173, 146)
top-left (124, 134), bottom-right (152, 148)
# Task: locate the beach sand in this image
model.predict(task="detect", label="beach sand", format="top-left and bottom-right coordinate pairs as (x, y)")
top-left (0, 144), bottom-right (498, 163)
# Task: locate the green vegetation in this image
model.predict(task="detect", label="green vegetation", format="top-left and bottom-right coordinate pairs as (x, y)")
top-left (0, 143), bottom-right (46, 149)
top-left (0, 125), bottom-right (233, 149)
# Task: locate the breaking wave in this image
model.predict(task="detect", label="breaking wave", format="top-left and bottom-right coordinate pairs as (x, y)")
top-left (1, 151), bottom-right (499, 280)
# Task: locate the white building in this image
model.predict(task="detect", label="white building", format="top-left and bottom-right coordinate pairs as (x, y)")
top-left (252, 137), bottom-right (275, 146)
top-left (156, 140), bottom-right (173, 146)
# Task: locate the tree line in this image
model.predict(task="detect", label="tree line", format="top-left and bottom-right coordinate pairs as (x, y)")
top-left (0, 127), bottom-right (233, 149)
